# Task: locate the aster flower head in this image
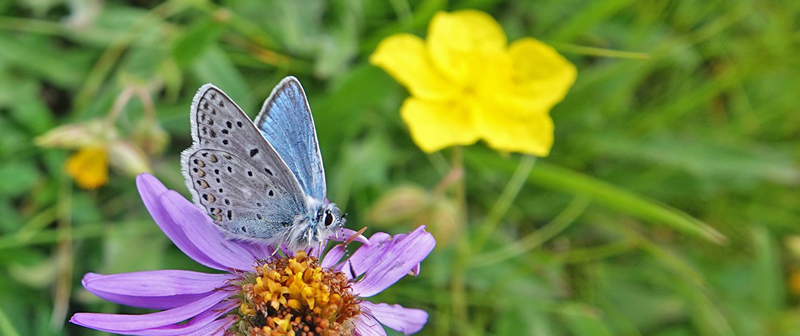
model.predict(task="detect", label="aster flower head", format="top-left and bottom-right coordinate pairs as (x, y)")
top-left (370, 10), bottom-right (577, 156)
top-left (70, 173), bottom-right (435, 336)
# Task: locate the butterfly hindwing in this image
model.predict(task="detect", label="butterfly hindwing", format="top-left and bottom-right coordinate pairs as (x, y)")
top-left (181, 84), bottom-right (307, 240)
top-left (254, 77), bottom-right (326, 200)
top-left (184, 148), bottom-right (301, 240)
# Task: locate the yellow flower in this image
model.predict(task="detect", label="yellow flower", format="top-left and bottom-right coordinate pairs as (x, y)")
top-left (370, 10), bottom-right (576, 156)
top-left (66, 147), bottom-right (108, 189)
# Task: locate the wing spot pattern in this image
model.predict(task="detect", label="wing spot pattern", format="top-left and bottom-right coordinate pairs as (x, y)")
top-left (215, 178), bottom-right (221, 183)
top-left (241, 226), bottom-right (247, 232)
top-left (237, 121), bottom-right (243, 127)
top-left (197, 180), bottom-right (209, 188)
top-left (264, 168), bottom-right (273, 176)
top-left (227, 210), bottom-right (232, 220)
top-left (227, 166), bottom-right (233, 173)
top-left (224, 199), bottom-right (231, 205)
top-left (256, 214), bottom-right (263, 220)
top-left (226, 121), bottom-right (232, 128)
top-left (210, 155), bottom-right (218, 163)
top-left (256, 202), bottom-right (262, 207)
top-left (222, 129), bottom-right (229, 135)
top-left (222, 139), bottom-right (229, 145)
top-left (214, 169), bottom-right (220, 174)
top-left (218, 188), bottom-right (223, 193)
top-left (247, 171), bottom-right (253, 177)
top-left (197, 169), bottom-right (206, 177)
top-left (268, 190), bottom-right (274, 197)
top-left (210, 130), bottom-right (217, 138)
top-left (249, 148), bottom-right (259, 157)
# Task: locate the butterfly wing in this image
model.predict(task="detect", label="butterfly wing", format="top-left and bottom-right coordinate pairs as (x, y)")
top-left (181, 84), bottom-right (307, 241)
top-left (254, 77), bottom-right (326, 201)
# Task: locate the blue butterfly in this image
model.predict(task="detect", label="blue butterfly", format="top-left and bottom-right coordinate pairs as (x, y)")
top-left (181, 77), bottom-right (345, 250)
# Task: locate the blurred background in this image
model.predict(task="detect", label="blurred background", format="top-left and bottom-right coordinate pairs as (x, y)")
top-left (1, 0), bottom-right (800, 335)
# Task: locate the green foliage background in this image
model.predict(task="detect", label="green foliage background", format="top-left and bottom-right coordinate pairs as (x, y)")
top-left (1, 0), bottom-right (799, 335)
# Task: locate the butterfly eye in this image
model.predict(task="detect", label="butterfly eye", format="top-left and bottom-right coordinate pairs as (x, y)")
top-left (324, 211), bottom-right (335, 227)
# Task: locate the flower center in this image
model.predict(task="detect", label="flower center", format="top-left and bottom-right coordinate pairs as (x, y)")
top-left (234, 251), bottom-right (360, 336)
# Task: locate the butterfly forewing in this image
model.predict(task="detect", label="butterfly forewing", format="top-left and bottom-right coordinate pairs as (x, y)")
top-left (182, 84), bottom-right (307, 240)
top-left (254, 77), bottom-right (326, 200)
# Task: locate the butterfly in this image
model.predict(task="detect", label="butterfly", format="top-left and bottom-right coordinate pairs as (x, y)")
top-left (181, 77), bottom-right (345, 251)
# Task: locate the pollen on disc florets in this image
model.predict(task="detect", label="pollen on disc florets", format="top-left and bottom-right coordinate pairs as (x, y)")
top-left (232, 251), bottom-right (361, 336)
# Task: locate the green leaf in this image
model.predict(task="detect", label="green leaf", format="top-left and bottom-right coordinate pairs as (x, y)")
top-left (0, 306), bottom-right (22, 336)
top-left (467, 151), bottom-right (727, 244)
top-left (594, 135), bottom-right (800, 186)
top-left (0, 34), bottom-right (87, 87)
top-left (559, 303), bottom-right (617, 336)
top-left (0, 162), bottom-right (40, 197)
top-left (172, 19), bottom-right (224, 68)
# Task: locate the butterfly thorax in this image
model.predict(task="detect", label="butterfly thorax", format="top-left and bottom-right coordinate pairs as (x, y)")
top-left (283, 198), bottom-right (345, 251)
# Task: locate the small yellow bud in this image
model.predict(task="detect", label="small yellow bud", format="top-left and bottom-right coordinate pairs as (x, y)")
top-left (368, 185), bottom-right (430, 226)
top-left (132, 121), bottom-right (170, 155)
top-left (427, 198), bottom-right (461, 247)
top-left (107, 141), bottom-right (151, 176)
top-left (35, 120), bottom-right (109, 149)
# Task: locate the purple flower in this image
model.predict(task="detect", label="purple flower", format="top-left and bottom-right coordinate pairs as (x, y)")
top-left (70, 173), bottom-right (435, 336)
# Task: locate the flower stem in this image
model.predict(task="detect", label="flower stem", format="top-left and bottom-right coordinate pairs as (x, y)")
top-left (473, 155), bottom-right (537, 252)
top-left (449, 146), bottom-right (469, 330)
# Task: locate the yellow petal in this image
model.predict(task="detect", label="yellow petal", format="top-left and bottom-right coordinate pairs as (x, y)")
top-left (427, 10), bottom-right (507, 85)
top-left (65, 147), bottom-right (109, 189)
top-left (473, 101), bottom-right (554, 156)
top-left (369, 34), bottom-right (457, 100)
top-left (400, 98), bottom-right (479, 153)
top-left (505, 38), bottom-right (576, 112)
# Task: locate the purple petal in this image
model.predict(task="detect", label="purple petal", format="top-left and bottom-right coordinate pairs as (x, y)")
top-left (321, 244), bottom-right (346, 269)
top-left (161, 191), bottom-right (262, 271)
top-left (136, 174), bottom-right (228, 271)
top-left (82, 271), bottom-right (233, 309)
top-left (353, 314), bottom-right (388, 336)
top-left (351, 226), bottom-right (435, 297)
top-left (346, 232), bottom-right (393, 278)
top-left (78, 302), bottom-right (237, 336)
top-left (362, 301), bottom-right (428, 335)
top-left (70, 289), bottom-right (231, 331)
top-left (183, 315), bottom-right (236, 336)
top-left (126, 303), bottom-right (237, 336)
